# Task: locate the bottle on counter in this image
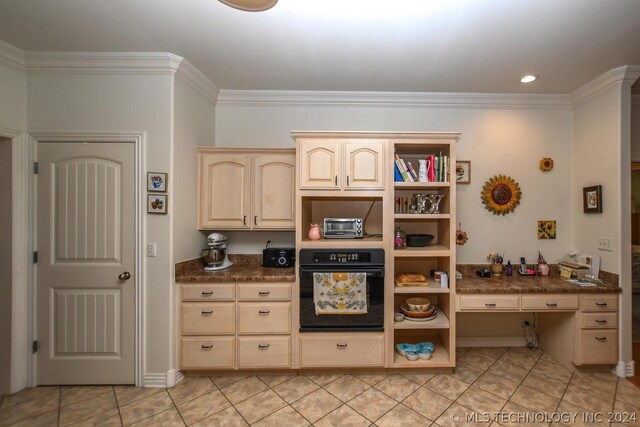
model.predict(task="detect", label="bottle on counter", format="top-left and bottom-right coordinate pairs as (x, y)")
top-left (505, 260), bottom-right (513, 276)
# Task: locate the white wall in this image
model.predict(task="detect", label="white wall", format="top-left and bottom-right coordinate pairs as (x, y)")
top-left (631, 101), bottom-right (639, 161)
top-left (0, 139), bottom-right (12, 394)
top-left (27, 73), bottom-right (175, 379)
top-left (173, 77), bottom-right (215, 263)
top-left (216, 102), bottom-right (574, 263)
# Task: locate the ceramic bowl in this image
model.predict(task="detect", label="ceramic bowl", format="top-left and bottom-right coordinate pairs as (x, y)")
top-left (418, 349), bottom-right (433, 360)
top-left (406, 234), bottom-right (434, 247)
top-left (394, 312), bottom-right (405, 322)
top-left (401, 304), bottom-right (435, 318)
top-left (405, 351), bottom-right (420, 361)
top-left (405, 297), bottom-right (431, 312)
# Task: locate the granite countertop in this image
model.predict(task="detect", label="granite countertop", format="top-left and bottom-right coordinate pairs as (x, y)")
top-left (456, 265), bottom-right (621, 294)
top-left (175, 255), bottom-right (295, 283)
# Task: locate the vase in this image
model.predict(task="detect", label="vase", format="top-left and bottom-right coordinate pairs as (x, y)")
top-left (308, 223), bottom-right (321, 240)
top-left (538, 264), bottom-right (550, 276)
top-left (418, 159), bottom-right (428, 182)
top-left (491, 263), bottom-right (504, 276)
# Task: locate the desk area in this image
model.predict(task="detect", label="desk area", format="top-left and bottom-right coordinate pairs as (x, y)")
top-left (455, 267), bottom-right (621, 369)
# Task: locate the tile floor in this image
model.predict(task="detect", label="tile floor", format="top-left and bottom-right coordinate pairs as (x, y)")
top-left (2, 347), bottom-right (640, 426)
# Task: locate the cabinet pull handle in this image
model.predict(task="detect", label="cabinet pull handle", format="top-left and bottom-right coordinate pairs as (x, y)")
top-left (335, 175), bottom-right (338, 186)
top-left (485, 303), bottom-right (496, 307)
top-left (336, 343), bottom-right (348, 349)
top-left (258, 344), bottom-right (270, 349)
top-left (201, 344), bottom-right (213, 349)
top-left (595, 336), bottom-right (607, 341)
top-left (595, 302), bottom-right (608, 307)
top-left (347, 175), bottom-right (350, 186)
top-left (243, 215), bottom-right (247, 225)
top-left (546, 303), bottom-right (558, 307)
top-left (258, 291), bottom-right (270, 296)
top-left (259, 310), bottom-right (270, 315)
top-left (201, 310), bottom-right (213, 315)
top-left (254, 215), bottom-right (257, 226)
top-left (201, 291), bottom-right (214, 296)
top-left (595, 319), bottom-right (607, 324)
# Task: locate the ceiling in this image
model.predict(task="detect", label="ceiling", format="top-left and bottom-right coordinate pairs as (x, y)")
top-left (0, 0), bottom-right (639, 94)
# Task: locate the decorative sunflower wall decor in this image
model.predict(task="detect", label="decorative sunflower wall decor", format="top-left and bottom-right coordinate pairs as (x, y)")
top-left (481, 175), bottom-right (522, 215)
top-left (456, 223), bottom-right (469, 246)
top-left (537, 220), bottom-right (556, 239)
top-left (539, 157), bottom-right (553, 172)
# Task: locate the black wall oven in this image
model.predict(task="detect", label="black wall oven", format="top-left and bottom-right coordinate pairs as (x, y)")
top-left (299, 248), bottom-right (384, 332)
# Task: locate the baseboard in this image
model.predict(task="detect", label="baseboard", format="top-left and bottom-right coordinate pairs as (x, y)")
top-left (143, 369), bottom-right (182, 388)
top-left (616, 360), bottom-right (635, 377)
top-left (457, 336), bottom-right (529, 348)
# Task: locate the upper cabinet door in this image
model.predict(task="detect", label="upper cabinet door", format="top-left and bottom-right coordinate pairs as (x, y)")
top-left (343, 141), bottom-right (385, 190)
top-left (299, 140), bottom-right (341, 189)
top-left (199, 154), bottom-right (251, 229)
top-left (253, 155), bottom-right (295, 229)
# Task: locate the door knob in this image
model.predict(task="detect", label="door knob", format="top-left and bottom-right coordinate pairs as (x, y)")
top-left (118, 271), bottom-right (131, 281)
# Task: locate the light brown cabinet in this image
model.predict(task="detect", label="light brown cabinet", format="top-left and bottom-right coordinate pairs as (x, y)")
top-left (198, 148), bottom-right (295, 230)
top-left (575, 294), bottom-right (618, 365)
top-left (298, 139), bottom-right (385, 190)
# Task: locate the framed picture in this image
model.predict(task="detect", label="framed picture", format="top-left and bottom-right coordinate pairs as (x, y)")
top-left (583, 185), bottom-right (602, 213)
top-left (455, 161), bottom-right (471, 184)
top-left (147, 194), bottom-right (167, 214)
top-left (147, 172), bottom-right (167, 192)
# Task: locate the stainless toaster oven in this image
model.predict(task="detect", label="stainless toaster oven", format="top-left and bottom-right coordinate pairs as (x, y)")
top-left (323, 217), bottom-right (364, 239)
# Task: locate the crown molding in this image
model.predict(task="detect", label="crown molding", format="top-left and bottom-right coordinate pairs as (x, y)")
top-left (0, 39), bottom-right (26, 72)
top-left (572, 65), bottom-right (640, 108)
top-left (216, 89), bottom-right (572, 110)
top-left (175, 59), bottom-right (219, 104)
top-left (24, 51), bottom-right (183, 76)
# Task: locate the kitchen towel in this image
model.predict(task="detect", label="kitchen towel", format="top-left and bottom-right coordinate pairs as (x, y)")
top-left (313, 272), bottom-right (367, 314)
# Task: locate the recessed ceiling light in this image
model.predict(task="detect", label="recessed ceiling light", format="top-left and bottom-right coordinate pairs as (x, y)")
top-left (520, 74), bottom-right (538, 84)
top-left (218, 0), bottom-right (277, 11)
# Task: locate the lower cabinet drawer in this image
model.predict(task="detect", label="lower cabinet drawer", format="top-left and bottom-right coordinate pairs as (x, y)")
top-left (237, 283), bottom-right (292, 301)
top-left (181, 302), bottom-right (235, 335)
top-left (237, 336), bottom-right (291, 368)
top-left (521, 295), bottom-right (579, 310)
top-left (299, 333), bottom-right (384, 368)
top-left (576, 329), bottom-right (618, 365)
top-left (459, 295), bottom-right (520, 310)
top-left (181, 337), bottom-right (235, 369)
top-left (581, 312), bottom-right (618, 329)
top-left (238, 302), bottom-right (291, 334)
top-left (581, 295), bottom-right (618, 311)
top-left (181, 283), bottom-right (235, 302)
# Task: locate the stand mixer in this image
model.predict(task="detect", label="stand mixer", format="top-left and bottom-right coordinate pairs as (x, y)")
top-left (202, 232), bottom-right (233, 271)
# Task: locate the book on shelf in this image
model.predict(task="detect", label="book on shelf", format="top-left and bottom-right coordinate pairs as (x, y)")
top-left (406, 161), bottom-right (418, 181)
top-left (394, 162), bottom-right (404, 182)
top-left (393, 153), bottom-right (448, 183)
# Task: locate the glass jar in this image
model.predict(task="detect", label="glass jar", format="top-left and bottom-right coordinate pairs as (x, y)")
top-left (394, 226), bottom-right (407, 249)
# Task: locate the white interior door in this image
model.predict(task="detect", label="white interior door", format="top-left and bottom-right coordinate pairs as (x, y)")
top-left (37, 142), bottom-right (135, 385)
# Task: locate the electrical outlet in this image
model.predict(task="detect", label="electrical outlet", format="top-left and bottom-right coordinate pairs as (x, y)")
top-left (597, 236), bottom-right (613, 252)
top-left (519, 320), bottom-right (529, 329)
top-left (147, 242), bottom-right (157, 257)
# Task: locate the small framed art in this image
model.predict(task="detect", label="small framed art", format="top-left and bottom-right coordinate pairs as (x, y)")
top-left (583, 185), bottom-right (602, 213)
top-left (147, 172), bottom-right (167, 192)
top-left (148, 194), bottom-right (167, 214)
top-left (455, 161), bottom-right (471, 184)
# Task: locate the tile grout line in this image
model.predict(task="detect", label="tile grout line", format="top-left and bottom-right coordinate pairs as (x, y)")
top-left (165, 385), bottom-right (188, 426)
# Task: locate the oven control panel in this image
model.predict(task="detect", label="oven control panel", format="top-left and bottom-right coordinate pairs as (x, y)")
top-left (312, 252), bottom-right (372, 263)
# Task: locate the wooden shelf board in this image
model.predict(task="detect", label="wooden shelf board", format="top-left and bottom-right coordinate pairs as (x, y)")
top-left (299, 236), bottom-right (384, 248)
top-left (394, 245), bottom-right (450, 257)
top-left (392, 337), bottom-right (451, 368)
top-left (394, 283), bottom-right (450, 294)
top-left (394, 310), bottom-right (449, 330)
top-left (394, 214), bottom-right (450, 220)
top-left (394, 182), bottom-right (450, 189)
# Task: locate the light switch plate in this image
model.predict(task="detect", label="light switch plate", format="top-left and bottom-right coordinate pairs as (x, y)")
top-left (147, 242), bottom-right (157, 257)
top-left (597, 237), bottom-right (613, 252)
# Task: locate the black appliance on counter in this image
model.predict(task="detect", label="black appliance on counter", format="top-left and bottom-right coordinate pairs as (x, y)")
top-left (299, 248), bottom-right (384, 332)
top-left (263, 247), bottom-right (295, 268)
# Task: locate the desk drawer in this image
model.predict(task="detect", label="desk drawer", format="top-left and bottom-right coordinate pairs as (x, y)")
top-left (521, 295), bottom-right (578, 310)
top-left (238, 283), bottom-right (291, 301)
top-left (181, 302), bottom-right (235, 335)
top-left (181, 283), bottom-right (235, 302)
top-left (299, 334), bottom-right (384, 367)
top-left (581, 312), bottom-right (618, 329)
top-left (581, 295), bottom-right (618, 312)
top-left (181, 337), bottom-right (235, 369)
top-left (459, 295), bottom-right (520, 310)
top-left (238, 302), bottom-right (291, 334)
top-left (576, 329), bottom-right (618, 365)
top-left (238, 336), bottom-right (291, 368)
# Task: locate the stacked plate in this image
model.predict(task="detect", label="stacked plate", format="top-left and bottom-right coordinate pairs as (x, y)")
top-left (400, 304), bottom-right (437, 321)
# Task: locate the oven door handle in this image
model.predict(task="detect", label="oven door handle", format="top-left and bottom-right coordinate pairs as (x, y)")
top-left (299, 268), bottom-right (384, 277)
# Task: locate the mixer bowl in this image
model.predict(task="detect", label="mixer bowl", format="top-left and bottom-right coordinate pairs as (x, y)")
top-left (201, 247), bottom-right (227, 266)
